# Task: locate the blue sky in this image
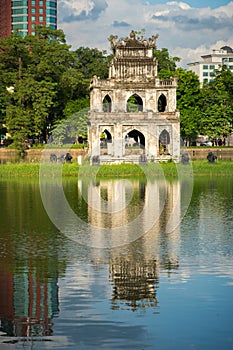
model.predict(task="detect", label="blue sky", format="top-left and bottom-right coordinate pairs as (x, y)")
top-left (58, 1), bottom-right (233, 68)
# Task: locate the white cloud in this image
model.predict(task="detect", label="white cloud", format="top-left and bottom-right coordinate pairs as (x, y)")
top-left (58, 0), bottom-right (233, 68)
top-left (59, 0), bottom-right (108, 22)
top-left (61, 0), bottom-right (95, 15)
top-left (167, 1), bottom-right (191, 10)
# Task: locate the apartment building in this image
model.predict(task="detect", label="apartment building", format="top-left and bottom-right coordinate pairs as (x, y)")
top-left (0, 0), bottom-right (57, 38)
top-left (188, 46), bottom-right (233, 83)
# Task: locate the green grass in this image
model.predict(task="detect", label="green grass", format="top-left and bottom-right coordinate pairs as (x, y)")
top-left (0, 160), bottom-right (233, 178)
top-left (191, 160), bottom-right (233, 176)
top-left (0, 163), bottom-right (40, 177)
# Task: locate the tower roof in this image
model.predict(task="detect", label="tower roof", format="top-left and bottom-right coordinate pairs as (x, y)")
top-left (109, 30), bottom-right (159, 51)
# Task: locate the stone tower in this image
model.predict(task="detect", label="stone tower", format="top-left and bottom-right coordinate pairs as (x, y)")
top-left (88, 30), bottom-right (180, 164)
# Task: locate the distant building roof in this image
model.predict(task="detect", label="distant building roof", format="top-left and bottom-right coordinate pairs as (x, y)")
top-left (220, 46), bottom-right (233, 53)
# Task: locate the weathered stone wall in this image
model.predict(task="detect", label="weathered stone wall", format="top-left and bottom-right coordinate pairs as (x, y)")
top-left (182, 148), bottom-right (233, 161)
top-left (1, 148), bottom-right (233, 162)
top-left (0, 148), bottom-right (87, 163)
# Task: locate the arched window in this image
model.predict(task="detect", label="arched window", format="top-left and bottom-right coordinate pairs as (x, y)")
top-left (159, 129), bottom-right (170, 145)
top-left (158, 94), bottom-right (167, 112)
top-left (159, 129), bottom-right (170, 155)
top-left (127, 94), bottom-right (143, 112)
top-left (103, 95), bottom-right (112, 112)
top-left (125, 129), bottom-right (145, 148)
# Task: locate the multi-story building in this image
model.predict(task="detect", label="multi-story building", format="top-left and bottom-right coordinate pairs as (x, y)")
top-left (0, 0), bottom-right (57, 39)
top-left (188, 46), bottom-right (233, 84)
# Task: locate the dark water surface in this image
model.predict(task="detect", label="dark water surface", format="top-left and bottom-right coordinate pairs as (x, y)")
top-left (0, 176), bottom-right (233, 349)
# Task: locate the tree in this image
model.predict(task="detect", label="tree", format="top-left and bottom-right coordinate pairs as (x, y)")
top-left (154, 47), bottom-right (180, 79)
top-left (74, 47), bottom-right (111, 100)
top-left (75, 47), bottom-right (110, 80)
top-left (199, 67), bottom-right (233, 141)
top-left (6, 77), bottom-right (57, 149)
top-left (175, 68), bottom-right (203, 143)
top-left (26, 27), bottom-right (83, 121)
top-left (0, 31), bottom-right (30, 85)
top-left (0, 27), bottom-right (83, 149)
top-left (52, 108), bottom-right (88, 145)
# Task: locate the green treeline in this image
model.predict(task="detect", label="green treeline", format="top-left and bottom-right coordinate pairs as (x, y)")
top-left (0, 27), bottom-right (110, 151)
top-left (0, 27), bottom-right (233, 151)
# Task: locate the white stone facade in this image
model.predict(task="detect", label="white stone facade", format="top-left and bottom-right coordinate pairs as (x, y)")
top-left (88, 30), bottom-right (180, 164)
top-left (188, 46), bottom-right (233, 84)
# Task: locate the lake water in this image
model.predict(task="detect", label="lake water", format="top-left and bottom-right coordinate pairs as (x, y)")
top-left (0, 175), bottom-right (233, 349)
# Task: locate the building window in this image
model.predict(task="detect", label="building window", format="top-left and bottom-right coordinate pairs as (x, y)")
top-left (12, 23), bottom-right (28, 30)
top-left (210, 72), bottom-right (215, 77)
top-left (210, 65), bottom-right (215, 70)
top-left (12, 8), bottom-right (28, 15)
top-left (31, 16), bottom-right (36, 21)
top-left (203, 65), bottom-right (208, 70)
top-left (46, 9), bottom-right (56, 15)
top-left (229, 58), bottom-right (233, 62)
top-left (32, 0), bottom-right (36, 5)
top-left (203, 72), bottom-right (208, 77)
top-left (39, 8), bottom-right (44, 14)
top-left (46, 1), bottom-right (57, 8)
top-left (203, 78), bottom-right (208, 83)
top-left (12, 16), bottom-right (28, 23)
top-left (39, 16), bottom-right (44, 22)
top-left (39, 0), bottom-right (44, 6)
top-left (46, 16), bottom-right (56, 23)
top-left (12, 1), bottom-right (27, 7)
top-left (31, 8), bottom-right (35, 14)
top-left (229, 66), bottom-right (233, 70)
top-left (32, 23), bottom-right (36, 29)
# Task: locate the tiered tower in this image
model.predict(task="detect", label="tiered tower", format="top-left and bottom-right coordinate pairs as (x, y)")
top-left (88, 30), bottom-right (180, 164)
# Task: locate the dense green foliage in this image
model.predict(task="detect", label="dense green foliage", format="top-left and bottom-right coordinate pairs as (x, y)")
top-left (0, 27), bottom-right (111, 150)
top-left (176, 67), bottom-right (233, 144)
top-left (199, 67), bottom-right (233, 140)
top-left (176, 68), bottom-right (203, 142)
top-left (154, 47), bottom-right (180, 79)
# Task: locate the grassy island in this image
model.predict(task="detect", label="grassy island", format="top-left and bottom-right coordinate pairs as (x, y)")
top-left (0, 160), bottom-right (233, 178)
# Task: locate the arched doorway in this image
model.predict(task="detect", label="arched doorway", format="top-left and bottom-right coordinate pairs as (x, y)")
top-left (159, 129), bottom-right (170, 155)
top-left (158, 94), bottom-right (167, 112)
top-left (100, 129), bottom-right (112, 155)
top-left (125, 129), bottom-right (145, 155)
top-left (103, 95), bottom-right (112, 112)
top-left (127, 94), bottom-right (143, 112)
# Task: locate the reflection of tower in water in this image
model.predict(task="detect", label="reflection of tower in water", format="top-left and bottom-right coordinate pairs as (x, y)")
top-left (87, 179), bottom-right (144, 227)
top-left (87, 179), bottom-right (146, 249)
top-left (84, 178), bottom-right (181, 310)
top-left (110, 257), bottom-right (158, 311)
